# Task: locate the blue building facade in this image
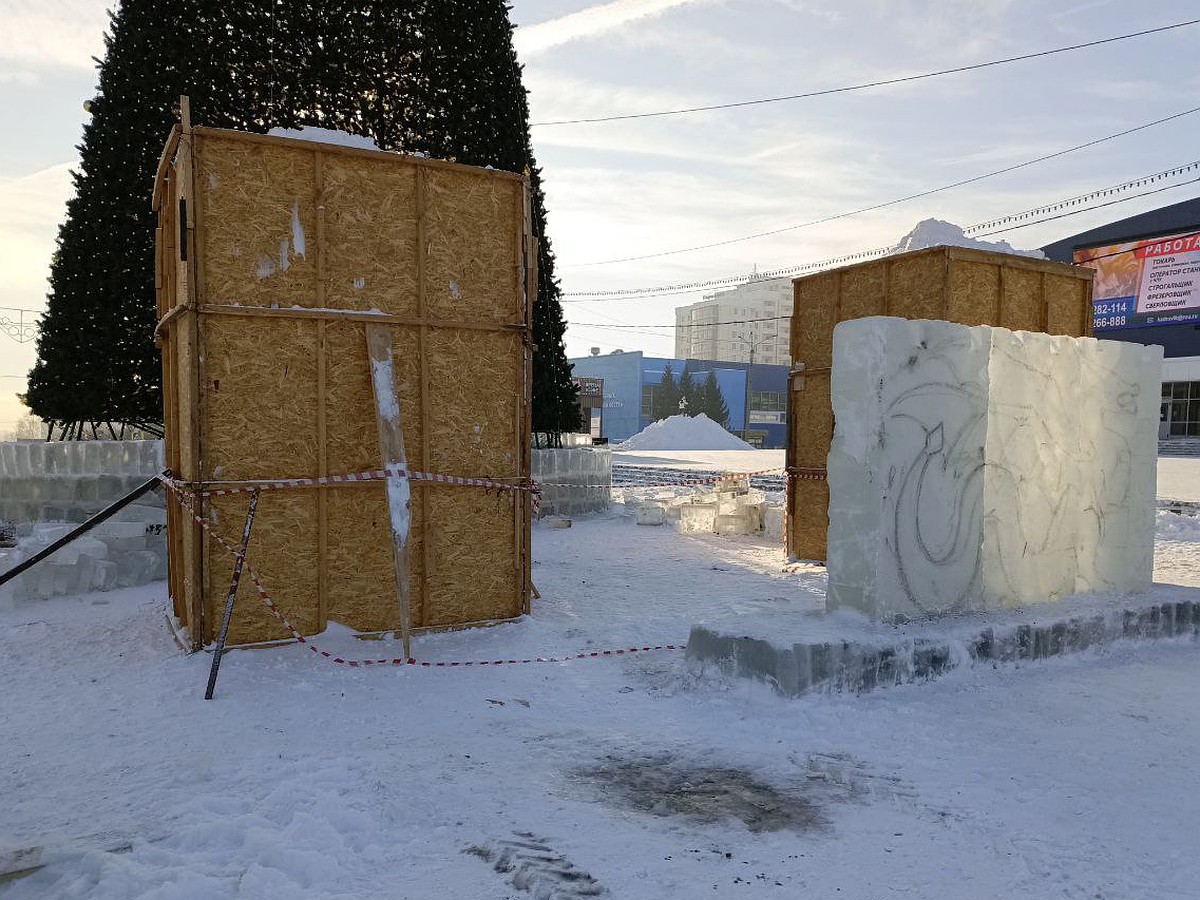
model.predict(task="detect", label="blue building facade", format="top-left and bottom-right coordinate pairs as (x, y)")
top-left (568, 351), bottom-right (789, 448)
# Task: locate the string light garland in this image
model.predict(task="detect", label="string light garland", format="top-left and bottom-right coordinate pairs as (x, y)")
top-left (562, 161), bottom-right (1200, 302)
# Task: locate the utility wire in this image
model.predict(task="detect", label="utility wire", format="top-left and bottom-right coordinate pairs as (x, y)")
top-left (975, 176), bottom-right (1200, 237)
top-left (531, 19), bottom-right (1200, 127)
top-left (574, 315), bottom-right (792, 330)
top-left (567, 104), bottom-right (1200, 267)
top-left (563, 159), bottom-right (1200, 299)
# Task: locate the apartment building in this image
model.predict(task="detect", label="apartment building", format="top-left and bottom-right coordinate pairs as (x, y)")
top-left (674, 277), bottom-right (793, 367)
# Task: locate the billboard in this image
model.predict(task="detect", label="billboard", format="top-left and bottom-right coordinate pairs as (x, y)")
top-left (1075, 228), bottom-right (1200, 331)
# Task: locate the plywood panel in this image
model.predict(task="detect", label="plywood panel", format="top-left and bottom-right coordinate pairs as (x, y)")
top-left (1046, 274), bottom-right (1092, 336)
top-left (428, 329), bottom-right (522, 476)
top-left (792, 380), bottom-right (833, 469)
top-left (321, 154), bottom-right (420, 315)
top-left (946, 259), bottom-right (999, 327)
top-left (1001, 266), bottom-right (1044, 332)
top-left (206, 490), bottom-right (321, 645)
top-left (426, 487), bottom-right (521, 625)
top-left (791, 478), bottom-right (830, 562)
top-left (200, 316), bottom-right (319, 481)
top-left (322, 320), bottom-right (424, 477)
top-left (889, 253), bottom-right (945, 321)
top-left (839, 261), bottom-right (887, 322)
top-left (325, 485), bottom-right (428, 630)
top-left (792, 272), bottom-right (839, 368)
top-left (424, 169), bottom-right (522, 324)
top-left (194, 135), bottom-right (317, 307)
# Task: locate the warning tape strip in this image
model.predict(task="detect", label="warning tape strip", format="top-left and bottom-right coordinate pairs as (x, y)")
top-left (160, 476), bottom-right (682, 667)
top-left (169, 467), bottom-right (536, 498)
top-left (172, 465), bottom-right (788, 498)
top-left (611, 467), bottom-right (785, 490)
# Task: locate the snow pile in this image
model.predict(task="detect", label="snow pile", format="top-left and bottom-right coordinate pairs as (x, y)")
top-left (1156, 508), bottom-right (1200, 541)
top-left (268, 126), bottom-right (381, 152)
top-left (890, 218), bottom-right (1045, 259)
top-left (617, 414), bottom-right (755, 451)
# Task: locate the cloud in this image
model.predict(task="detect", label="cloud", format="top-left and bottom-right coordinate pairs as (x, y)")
top-left (514, 0), bottom-right (719, 58)
top-left (0, 0), bottom-right (109, 72)
top-left (0, 162), bottom-right (74, 302)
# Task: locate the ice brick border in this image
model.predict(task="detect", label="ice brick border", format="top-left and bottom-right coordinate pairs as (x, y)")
top-left (687, 589), bottom-right (1200, 698)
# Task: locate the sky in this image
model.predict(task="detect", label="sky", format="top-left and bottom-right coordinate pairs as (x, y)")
top-left (1, 0), bottom-right (1200, 434)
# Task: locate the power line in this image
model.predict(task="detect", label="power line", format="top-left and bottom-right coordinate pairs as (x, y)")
top-left (531, 19), bottom-right (1200, 127)
top-left (562, 159), bottom-right (1200, 300)
top-left (975, 176), bottom-right (1200, 237)
top-left (965, 161), bottom-right (1200, 234)
top-left (573, 315), bottom-right (791, 330)
top-left (566, 104), bottom-right (1200, 267)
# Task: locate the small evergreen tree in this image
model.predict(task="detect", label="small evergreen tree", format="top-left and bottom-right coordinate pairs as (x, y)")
top-left (700, 370), bottom-right (729, 428)
top-left (653, 363), bottom-right (682, 420)
top-left (679, 363), bottom-right (700, 416)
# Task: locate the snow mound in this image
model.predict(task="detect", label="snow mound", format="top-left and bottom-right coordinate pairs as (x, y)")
top-left (268, 126), bottom-right (381, 152)
top-left (891, 219), bottom-right (1045, 259)
top-left (617, 414), bottom-right (756, 451)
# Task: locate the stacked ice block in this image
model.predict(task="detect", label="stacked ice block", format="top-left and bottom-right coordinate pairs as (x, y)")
top-left (827, 317), bottom-right (1162, 620)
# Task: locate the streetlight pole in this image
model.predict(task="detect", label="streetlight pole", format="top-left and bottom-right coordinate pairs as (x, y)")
top-left (736, 330), bottom-right (772, 442)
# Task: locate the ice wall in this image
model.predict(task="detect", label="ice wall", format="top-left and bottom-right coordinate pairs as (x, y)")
top-left (0, 440), bottom-right (164, 525)
top-left (827, 317), bottom-right (1161, 620)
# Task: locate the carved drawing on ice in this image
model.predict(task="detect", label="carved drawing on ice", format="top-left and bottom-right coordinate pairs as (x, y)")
top-left (826, 317), bottom-right (1162, 621)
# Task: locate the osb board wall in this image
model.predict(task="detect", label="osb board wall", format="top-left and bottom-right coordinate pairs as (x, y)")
top-left (787, 246), bottom-right (1094, 562)
top-left (158, 125), bottom-right (530, 646)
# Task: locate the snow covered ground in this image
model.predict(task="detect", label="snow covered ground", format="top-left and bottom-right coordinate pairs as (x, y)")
top-left (3, 456), bottom-right (1200, 899)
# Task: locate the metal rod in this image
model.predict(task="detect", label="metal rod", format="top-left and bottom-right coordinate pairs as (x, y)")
top-left (204, 490), bottom-right (260, 700)
top-left (0, 472), bottom-right (164, 589)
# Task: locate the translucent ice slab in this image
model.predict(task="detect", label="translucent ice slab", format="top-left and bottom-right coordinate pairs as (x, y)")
top-left (827, 317), bottom-right (1161, 620)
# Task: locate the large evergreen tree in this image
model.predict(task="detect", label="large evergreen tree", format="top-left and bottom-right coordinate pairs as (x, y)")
top-left (28, 0), bottom-right (581, 443)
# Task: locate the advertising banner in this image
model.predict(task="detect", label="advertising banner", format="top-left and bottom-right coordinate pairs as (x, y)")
top-left (1075, 228), bottom-right (1200, 331)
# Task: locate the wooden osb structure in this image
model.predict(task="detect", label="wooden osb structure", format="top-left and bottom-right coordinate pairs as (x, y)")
top-left (787, 245), bottom-right (1095, 562)
top-left (154, 102), bottom-right (534, 648)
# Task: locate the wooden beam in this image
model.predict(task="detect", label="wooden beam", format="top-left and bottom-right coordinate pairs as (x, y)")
top-left (195, 303), bottom-right (525, 333)
top-left (366, 322), bottom-right (413, 660)
top-left (178, 95), bottom-right (207, 648)
top-left (416, 166), bottom-right (433, 627)
top-left (189, 125), bottom-right (525, 184)
top-left (314, 150), bottom-right (329, 631)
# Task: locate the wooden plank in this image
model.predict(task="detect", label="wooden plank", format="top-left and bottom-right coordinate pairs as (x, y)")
top-left (416, 165), bottom-right (432, 627)
top-left (997, 264), bottom-right (1005, 324)
top-left (523, 194), bottom-right (538, 613)
top-left (366, 322), bottom-right (413, 659)
top-left (151, 123), bottom-right (181, 212)
top-left (178, 96), bottom-right (207, 648)
top-left (315, 151), bottom-right (329, 630)
top-left (190, 125), bottom-right (526, 183)
top-left (515, 180), bottom-right (531, 614)
top-left (195, 303), bottom-right (524, 333)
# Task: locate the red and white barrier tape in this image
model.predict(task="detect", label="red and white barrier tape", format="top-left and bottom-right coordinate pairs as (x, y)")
top-left (168, 467), bottom-right (536, 498)
top-left (611, 467), bottom-right (785, 490)
top-left (160, 476), bottom-right (681, 668)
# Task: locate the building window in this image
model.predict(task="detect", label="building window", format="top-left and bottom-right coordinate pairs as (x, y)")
top-left (1163, 381), bottom-right (1200, 435)
top-left (750, 390), bottom-right (787, 412)
top-left (641, 384), bottom-right (656, 418)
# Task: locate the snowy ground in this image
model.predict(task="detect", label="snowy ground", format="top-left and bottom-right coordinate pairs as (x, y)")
top-left (3, 456), bottom-right (1200, 899)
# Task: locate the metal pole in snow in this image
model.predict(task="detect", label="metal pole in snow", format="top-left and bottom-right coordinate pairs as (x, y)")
top-left (204, 490), bottom-right (260, 700)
